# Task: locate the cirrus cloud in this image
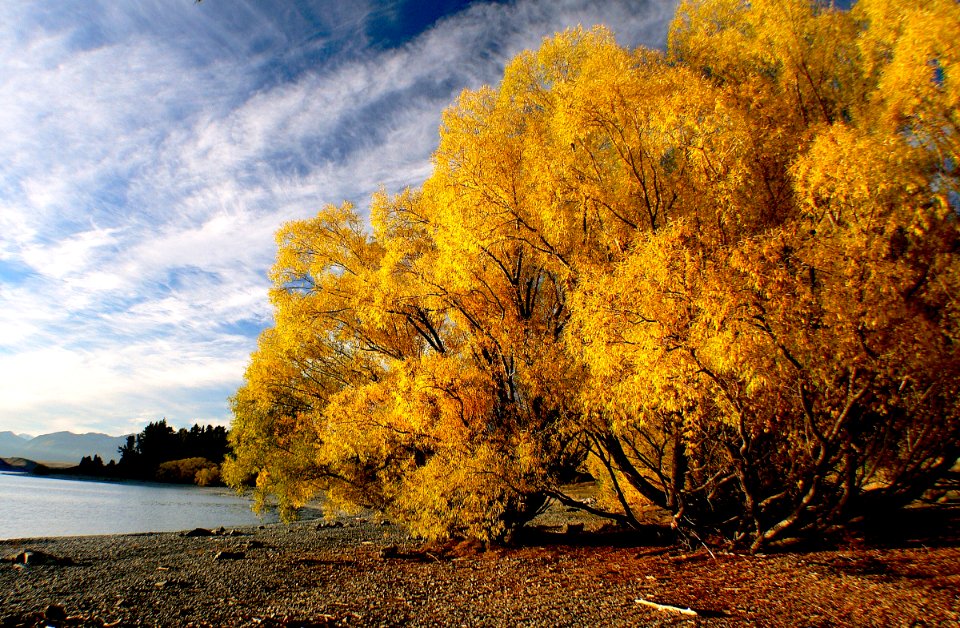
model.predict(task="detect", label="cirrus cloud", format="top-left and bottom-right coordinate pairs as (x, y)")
top-left (0, 0), bottom-right (678, 436)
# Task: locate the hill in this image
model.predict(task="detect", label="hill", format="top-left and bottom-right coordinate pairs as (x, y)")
top-left (0, 431), bottom-right (129, 464)
top-left (0, 457), bottom-right (37, 473)
top-left (0, 432), bottom-right (27, 456)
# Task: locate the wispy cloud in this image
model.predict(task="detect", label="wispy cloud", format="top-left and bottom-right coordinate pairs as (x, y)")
top-left (0, 0), bottom-right (677, 436)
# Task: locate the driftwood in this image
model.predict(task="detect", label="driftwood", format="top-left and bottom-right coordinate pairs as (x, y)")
top-left (635, 597), bottom-right (698, 616)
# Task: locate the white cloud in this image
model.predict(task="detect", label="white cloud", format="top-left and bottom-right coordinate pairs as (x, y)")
top-left (0, 315), bottom-right (44, 350)
top-left (0, 0), bottom-right (678, 436)
top-left (0, 340), bottom-right (247, 434)
top-left (21, 227), bottom-right (121, 280)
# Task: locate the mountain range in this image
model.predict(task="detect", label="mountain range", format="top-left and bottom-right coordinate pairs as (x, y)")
top-left (0, 431), bottom-right (130, 464)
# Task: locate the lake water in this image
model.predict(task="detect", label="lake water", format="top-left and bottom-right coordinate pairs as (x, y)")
top-left (0, 472), bottom-right (288, 539)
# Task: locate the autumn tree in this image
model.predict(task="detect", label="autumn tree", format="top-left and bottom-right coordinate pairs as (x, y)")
top-left (570, 0), bottom-right (960, 549)
top-left (225, 184), bottom-right (585, 538)
top-left (228, 0), bottom-right (960, 550)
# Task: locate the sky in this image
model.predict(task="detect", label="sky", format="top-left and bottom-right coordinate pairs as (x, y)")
top-left (0, 0), bottom-right (679, 437)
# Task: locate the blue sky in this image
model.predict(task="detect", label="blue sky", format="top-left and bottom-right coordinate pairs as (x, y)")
top-left (0, 0), bottom-right (678, 437)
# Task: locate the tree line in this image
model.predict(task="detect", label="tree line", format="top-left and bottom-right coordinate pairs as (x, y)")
top-left (224, 0), bottom-right (960, 551)
top-left (74, 419), bottom-right (229, 485)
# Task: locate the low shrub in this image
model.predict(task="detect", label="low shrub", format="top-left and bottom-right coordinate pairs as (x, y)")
top-left (156, 457), bottom-right (220, 485)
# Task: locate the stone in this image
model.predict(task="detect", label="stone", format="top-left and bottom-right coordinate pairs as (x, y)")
top-left (183, 527), bottom-right (214, 537)
top-left (214, 550), bottom-right (245, 561)
top-left (2, 613), bottom-right (23, 627)
top-left (5, 549), bottom-right (72, 566)
top-left (2, 551), bottom-right (26, 564)
top-left (45, 604), bottom-right (67, 622)
top-left (378, 545), bottom-right (399, 559)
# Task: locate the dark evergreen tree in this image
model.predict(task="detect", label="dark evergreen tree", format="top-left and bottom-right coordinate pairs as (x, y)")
top-left (115, 419), bottom-right (230, 480)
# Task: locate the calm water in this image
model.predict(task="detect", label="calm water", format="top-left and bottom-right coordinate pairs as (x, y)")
top-left (0, 472), bottom-right (284, 539)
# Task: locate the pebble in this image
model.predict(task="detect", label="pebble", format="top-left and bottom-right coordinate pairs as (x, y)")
top-left (45, 604), bottom-right (66, 621)
top-left (0, 512), bottom-right (954, 627)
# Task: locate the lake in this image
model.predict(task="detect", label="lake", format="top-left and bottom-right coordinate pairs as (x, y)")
top-left (0, 472), bottom-right (291, 539)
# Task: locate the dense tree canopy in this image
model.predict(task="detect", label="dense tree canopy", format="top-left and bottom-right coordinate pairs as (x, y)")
top-left (117, 419), bottom-right (230, 482)
top-left (226, 0), bottom-right (960, 550)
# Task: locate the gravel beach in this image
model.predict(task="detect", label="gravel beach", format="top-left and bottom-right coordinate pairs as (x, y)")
top-left (2, 506), bottom-right (959, 627)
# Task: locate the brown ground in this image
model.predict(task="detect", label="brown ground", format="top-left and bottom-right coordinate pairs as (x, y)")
top-left (1, 496), bottom-right (958, 627)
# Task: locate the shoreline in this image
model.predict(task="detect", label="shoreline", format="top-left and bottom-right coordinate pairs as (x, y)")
top-left (0, 472), bottom-right (328, 541)
top-left (3, 513), bottom-right (959, 627)
top-left (3, 467), bottom-right (218, 488)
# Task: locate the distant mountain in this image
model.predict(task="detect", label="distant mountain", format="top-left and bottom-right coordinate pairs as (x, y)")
top-left (0, 431), bottom-right (130, 464)
top-left (0, 432), bottom-right (27, 455)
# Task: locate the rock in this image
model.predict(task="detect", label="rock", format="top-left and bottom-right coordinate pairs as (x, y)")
top-left (563, 523), bottom-right (585, 536)
top-left (214, 551), bottom-right (245, 561)
top-left (183, 528), bottom-right (214, 537)
top-left (2, 613), bottom-right (23, 627)
top-left (45, 604), bottom-right (67, 622)
top-left (2, 551), bottom-right (24, 563)
top-left (4, 550), bottom-right (72, 566)
top-left (378, 545), bottom-right (399, 559)
top-left (214, 526), bottom-right (227, 535)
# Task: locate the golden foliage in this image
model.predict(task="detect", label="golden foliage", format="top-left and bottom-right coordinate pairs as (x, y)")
top-left (156, 457), bottom-right (220, 486)
top-left (228, 3), bottom-right (960, 549)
